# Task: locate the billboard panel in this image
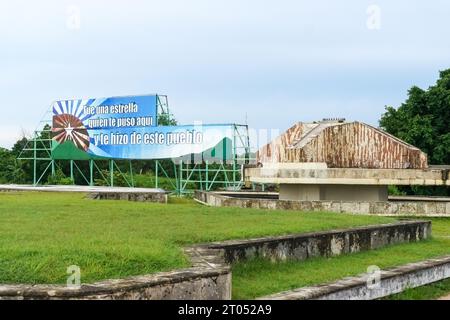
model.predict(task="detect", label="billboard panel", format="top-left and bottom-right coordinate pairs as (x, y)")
top-left (51, 95), bottom-right (234, 161)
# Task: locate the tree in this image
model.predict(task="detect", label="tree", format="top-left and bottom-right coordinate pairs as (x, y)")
top-left (380, 69), bottom-right (450, 195)
top-left (157, 112), bottom-right (177, 126)
top-left (0, 147), bottom-right (26, 184)
top-left (380, 69), bottom-right (450, 164)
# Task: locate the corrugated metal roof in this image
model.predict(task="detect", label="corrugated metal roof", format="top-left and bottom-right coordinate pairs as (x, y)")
top-left (257, 121), bottom-right (428, 169)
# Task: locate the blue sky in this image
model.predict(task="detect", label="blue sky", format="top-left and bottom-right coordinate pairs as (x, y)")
top-left (1, 0), bottom-right (449, 149)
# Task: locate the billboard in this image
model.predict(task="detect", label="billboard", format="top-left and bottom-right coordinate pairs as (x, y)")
top-left (51, 95), bottom-right (234, 161)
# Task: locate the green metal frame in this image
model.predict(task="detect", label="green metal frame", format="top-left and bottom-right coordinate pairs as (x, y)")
top-left (166, 124), bottom-right (252, 194)
top-left (17, 108), bottom-right (54, 185)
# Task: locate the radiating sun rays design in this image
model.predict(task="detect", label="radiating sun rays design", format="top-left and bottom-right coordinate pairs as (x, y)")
top-left (51, 98), bottom-right (102, 152)
top-left (52, 113), bottom-right (90, 151)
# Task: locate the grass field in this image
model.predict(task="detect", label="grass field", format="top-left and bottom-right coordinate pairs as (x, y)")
top-left (0, 191), bottom-right (395, 284)
top-left (232, 218), bottom-right (450, 299)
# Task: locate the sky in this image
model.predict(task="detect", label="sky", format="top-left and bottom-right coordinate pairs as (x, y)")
top-left (1, 0), bottom-right (450, 149)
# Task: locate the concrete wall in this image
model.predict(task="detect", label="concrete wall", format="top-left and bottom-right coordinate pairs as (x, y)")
top-left (279, 184), bottom-right (320, 201)
top-left (0, 185), bottom-right (169, 204)
top-left (0, 255), bottom-right (231, 300)
top-left (0, 267), bottom-right (231, 300)
top-left (279, 184), bottom-right (388, 201)
top-left (245, 166), bottom-right (449, 186)
top-left (88, 191), bottom-right (168, 203)
top-left (195, 191), bottom-right (450, 217)
top-left (201, 221), bottom-right (431, 263)
top-left (259, 255), bottom-right (450, 300)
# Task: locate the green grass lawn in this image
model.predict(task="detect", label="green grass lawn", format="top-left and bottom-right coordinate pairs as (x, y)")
top-left (232, 218), bottom-right (450, 299)
top-left (0, 191), bottom-right (395, 284)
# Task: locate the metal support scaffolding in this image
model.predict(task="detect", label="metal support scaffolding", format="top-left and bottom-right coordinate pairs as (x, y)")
top-left (17, 108), bottom-right (54, 186)
top-left (18, 95), bottom-right (252, 194)
top-left (171, 124), bottom-right (252, 194)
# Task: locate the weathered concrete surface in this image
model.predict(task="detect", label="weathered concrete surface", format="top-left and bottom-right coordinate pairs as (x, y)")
top-left (0, 184), bottom-right (168, 204)
top-left (195, 191), bottom-right (450, 217)
top-left (87, 191), bottom-right (168, 203)
top-left (0, 267), bottom-right (231, 300)
top-left (250, 120), bottom-right (449, 201)
top-left (257, 121), bottom-right (428, 169)
top-left (197, 220), bottom-right (431, 263)
top-left (0, 245), bottom-right (231, 300)
top-left (259, 255), bottom-right (450, 300)
top-left (279, 184), bottom-right (388, 201)
top-left (245, 165), bottom-right (449, 186)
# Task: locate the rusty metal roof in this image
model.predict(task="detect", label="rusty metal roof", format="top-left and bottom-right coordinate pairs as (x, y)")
top-left (257, 121), bottom-right (428, 169)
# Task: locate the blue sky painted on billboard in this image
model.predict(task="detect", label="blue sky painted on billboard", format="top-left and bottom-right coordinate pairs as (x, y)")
top-left (1, 0), bottom-right (449, 149)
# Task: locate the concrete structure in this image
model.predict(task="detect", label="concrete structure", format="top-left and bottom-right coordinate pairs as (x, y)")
top-left (195, 191), bottom-right (450, 216)
top-left (0, 185), bottom-right (168, 203)
top-left (279, 184), bottom-right (388, 201)
top-left (259, 255), bottom-right (450, 300)
top-left (245, 164), bottom-right (449, 201)
top-left (257, 120), bottom-right (428, 169)
top-left (201, 220), bottom-right (431, 263)
top-left (0, 221), bottom-right (430, 300)
top-left (247, 120), bottom-right (449, 201)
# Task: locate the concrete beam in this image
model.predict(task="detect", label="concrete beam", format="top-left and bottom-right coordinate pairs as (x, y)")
top-left (245, 166), bottom-right (449, 186)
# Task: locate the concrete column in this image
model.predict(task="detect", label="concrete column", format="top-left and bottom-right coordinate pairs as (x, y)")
top-left (279, 184), bottom-right (321, 201)
top-left (279, 184), bottom-right (388, 201)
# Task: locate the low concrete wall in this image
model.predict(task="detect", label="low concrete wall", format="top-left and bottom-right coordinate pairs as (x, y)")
top-left (259, 255), bottom-right (450, 300)
top-left (279, 184), bottom-right (389, 201)
top-left (88, 191), bottom-right (168, 203)
top-left (197, 221), bottom-right (431, 263)
top-left (195, 191), bottom-right (450, 216)
top-left (0, 185), bottom-right (169, 204)
top-left (0, 267), bottom-right (230, 300)
top-left (0, 246), bottom-right (231, 300)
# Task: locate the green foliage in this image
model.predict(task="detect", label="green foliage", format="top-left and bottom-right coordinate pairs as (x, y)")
top-left (380, 69), bottom-right (450, 165)
top-left (133, 172), bottom-right (180, 190)
top-left (94, 169), bottom-right (130, 187)
top-left (380, 69), bottom-right (450, 196)
top-left (0, 147), bottom-right (26, 184)
top-left (3, 128), bottom-right (53, 184)
top-left (387, 185), bottom-right (407, 196)
top-left (47, 168), bottom-right (73, 185)
top-left (157, 112), bottom-right (177, 126)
